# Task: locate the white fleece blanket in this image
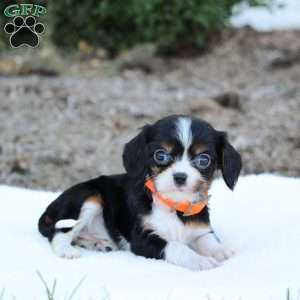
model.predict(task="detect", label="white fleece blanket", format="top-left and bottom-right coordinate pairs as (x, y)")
top-left (0, 174), bottom-right (299, 300)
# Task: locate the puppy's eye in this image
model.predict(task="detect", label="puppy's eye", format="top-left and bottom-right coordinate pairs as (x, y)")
top-left (154, 149), bottom-right (173, 166)
top-left (193, 153), bottom-right (211, 169)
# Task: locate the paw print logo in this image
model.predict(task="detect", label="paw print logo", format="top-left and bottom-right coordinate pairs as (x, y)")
top-left (4, 16), bottom-right (45, 48)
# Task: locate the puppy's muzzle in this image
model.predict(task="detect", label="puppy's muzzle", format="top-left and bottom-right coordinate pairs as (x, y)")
top-left (173, 172), bottom-right (187, 186)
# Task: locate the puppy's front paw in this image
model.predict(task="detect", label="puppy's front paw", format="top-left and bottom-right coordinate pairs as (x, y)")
top-left (192, 255), bottom-right (220, 271)
top-left (196, 233), bottom-right (234, 262)
top-left (206, 246), bottom-right (234, 262)
top-left (165, 241), bottom-right (220, 271)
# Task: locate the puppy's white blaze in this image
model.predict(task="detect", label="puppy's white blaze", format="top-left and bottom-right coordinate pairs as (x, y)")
top-left (55, 219), bottom-right (79, 229)
top-left (176, 117), bottom-right (192, 148)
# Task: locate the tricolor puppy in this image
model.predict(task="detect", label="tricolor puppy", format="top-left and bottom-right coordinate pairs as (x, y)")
top-left (38, 115), bottom-right (241, 270)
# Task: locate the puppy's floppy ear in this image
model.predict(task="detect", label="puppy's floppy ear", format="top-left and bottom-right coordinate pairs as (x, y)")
top-left (123, 125), bottom-right (151, 178)
top-left (217, 131), bottom-right (242, 190)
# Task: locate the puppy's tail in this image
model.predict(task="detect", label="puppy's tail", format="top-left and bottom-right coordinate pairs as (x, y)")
top-left (38, 212), bottom-right (55, 240)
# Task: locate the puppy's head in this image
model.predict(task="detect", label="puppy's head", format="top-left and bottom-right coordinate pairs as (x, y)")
top-left (123, 115), bottom-right (241, 201)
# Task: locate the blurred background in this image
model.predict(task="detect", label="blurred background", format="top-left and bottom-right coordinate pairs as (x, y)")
top-left (0, 0), bottom-right (299, 191)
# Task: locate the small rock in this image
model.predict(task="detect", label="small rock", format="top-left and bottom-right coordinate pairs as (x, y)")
top-left (268, 50), bottom-right (300, 69)
top-left (10, 159), bottom-right (29, 175)
top-left (213, 92), bottom-right (242, 111)
top-left (112, 119), bottom-right (129, 129)
top-left (287, 136), bottom-right (300, 149)
top-left (38, 155), bottom-right (71, 166)
top-left (118, 44), bottom-right (166, 74)
top-left (269, 53), bottom-right (293, 69)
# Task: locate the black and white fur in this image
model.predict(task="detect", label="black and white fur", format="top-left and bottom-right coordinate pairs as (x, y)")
top-left (38, 115), bottom-right (242, 270)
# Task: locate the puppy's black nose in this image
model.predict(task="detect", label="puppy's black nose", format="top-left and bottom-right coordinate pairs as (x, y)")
top-left (173, 172), bottom-right (187, 186)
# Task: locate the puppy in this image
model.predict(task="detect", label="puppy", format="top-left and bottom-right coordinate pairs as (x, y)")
top-left (38, 115), bottom-right (241, 270)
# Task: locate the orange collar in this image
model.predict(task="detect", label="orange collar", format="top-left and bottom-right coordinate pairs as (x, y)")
top-left (145, 178), bottom-right (208, 216)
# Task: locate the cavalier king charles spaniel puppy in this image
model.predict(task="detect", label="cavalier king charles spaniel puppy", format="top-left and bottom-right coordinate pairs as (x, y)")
top-left (38, 115), bottom-right (241, 270)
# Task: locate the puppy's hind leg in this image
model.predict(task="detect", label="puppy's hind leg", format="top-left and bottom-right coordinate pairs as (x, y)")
top-left (51, 199), bottom-right (101, 259)
top-left (74, 197), bottom-right (118, 253)
top-left (51, 194), bottom-right (112, 258)
top-left (51, 219), bottom-right (83, 259)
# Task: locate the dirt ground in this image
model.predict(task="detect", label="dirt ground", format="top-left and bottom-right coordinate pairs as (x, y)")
top-left (0, 28), bottom-right (299, 191)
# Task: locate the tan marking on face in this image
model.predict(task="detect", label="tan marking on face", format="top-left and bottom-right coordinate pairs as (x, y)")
top-left (192, 178), bottom-right (212, 193)
top-left (151, 165), bottom-right (161, 175)
top-left (86, 195), bottom-right (103, 205)
top-left (161, 142), bottom-right (174, 153)
top-left (190, 143), bottom-right (208, 156)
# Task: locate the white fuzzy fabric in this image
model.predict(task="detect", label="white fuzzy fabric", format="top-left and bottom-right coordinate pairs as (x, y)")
top-left (0, 174), bottom-right (299, 299)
